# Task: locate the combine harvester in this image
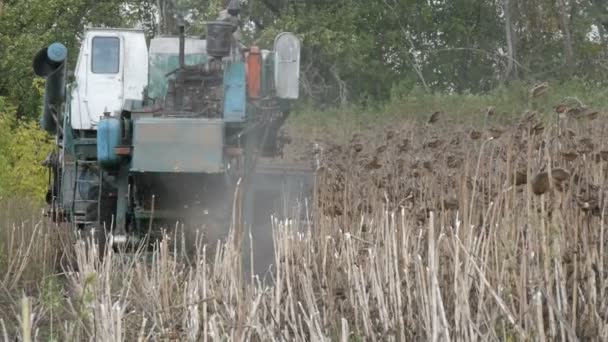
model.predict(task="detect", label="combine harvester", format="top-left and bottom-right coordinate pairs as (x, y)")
top-left (33, 4), bottom-right (313, 275)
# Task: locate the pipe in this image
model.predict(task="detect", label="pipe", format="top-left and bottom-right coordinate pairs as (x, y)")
top-left (179, 24), bottom-right (185, 69)
top-left (33, 42), bottom-right (67, 134)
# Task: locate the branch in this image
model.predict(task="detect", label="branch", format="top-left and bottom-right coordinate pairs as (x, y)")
top-left (502, 0), bottom-right (516, 81)
top-left (259, 0), bottom-right (281, 15)
top-left (382, 0), bottom-right (430, 92)
top-left (250, 17), bottom-right (265, 30)
top-left (330, 65), bottom-right (348, 106)
top-left (421, 47), bottom-right (531, 73)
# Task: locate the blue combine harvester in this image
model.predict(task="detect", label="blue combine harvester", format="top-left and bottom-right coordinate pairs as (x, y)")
top-left (34, 5), bottom-right (313, 274)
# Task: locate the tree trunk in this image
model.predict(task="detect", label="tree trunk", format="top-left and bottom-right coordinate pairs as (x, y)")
top-left (591, 0), bottom-right (608, 58)
top-left (157, 0), bottom-right (166, 33)
top-left (556, 0), bottom-right (575, 72)
top-left (598, 20), bottom-right (607, 57)
top-left (157, 0), bottom-right (176, 34)
top-left (0, 0), bottom-right (4, 16)
top-left (503, 0), bottom-right (517, 80)
top-left (382, 0), bottom-right (430, 92)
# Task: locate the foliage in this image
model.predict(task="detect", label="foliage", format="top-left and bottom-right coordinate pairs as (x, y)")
top-left (249, 0), bottom-right (608, 104)
top-left (0, 98), bottom-right (53, 200)
top-left (154, 0), bottom-right (225, 35)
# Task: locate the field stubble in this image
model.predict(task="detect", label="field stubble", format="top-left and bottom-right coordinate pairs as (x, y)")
top-left (1, 103), bottom-right (608, 341)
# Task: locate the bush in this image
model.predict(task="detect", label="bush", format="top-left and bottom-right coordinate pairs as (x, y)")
top-left (0, 97), bottom-right (53, 200)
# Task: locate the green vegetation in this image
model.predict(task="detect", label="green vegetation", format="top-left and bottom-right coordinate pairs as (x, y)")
top-left (251, 0), bottom-right (608, 104)
top-left (0, 98), bottom-right (52, 200)
top-left (290, 79), bottom-right (608, 139)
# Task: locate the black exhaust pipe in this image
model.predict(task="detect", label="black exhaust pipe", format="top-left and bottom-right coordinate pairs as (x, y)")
top-left (33, 42), bottom-right (67, 134)
top-left (178, 23), bottom-right (185, 69)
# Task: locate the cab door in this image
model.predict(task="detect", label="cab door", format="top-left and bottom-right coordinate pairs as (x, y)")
top-left (85, 35), bottom-right (124, 126)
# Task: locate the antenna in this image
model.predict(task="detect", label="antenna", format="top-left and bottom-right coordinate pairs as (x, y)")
top-left (178, 16), bottom-right (185, 69)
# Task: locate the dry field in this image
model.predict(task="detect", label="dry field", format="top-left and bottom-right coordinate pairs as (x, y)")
top-left (1, 103), bottom-right (608, 341)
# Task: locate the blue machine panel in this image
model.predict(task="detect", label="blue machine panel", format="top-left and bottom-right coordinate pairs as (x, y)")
top-left (223, 61), bottom-right (246, 122)
top-left (97, 117), bottom-right (122, 168)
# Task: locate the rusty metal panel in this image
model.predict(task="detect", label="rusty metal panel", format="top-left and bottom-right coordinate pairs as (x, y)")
top-left (132, 118), bottom-right (224, 173)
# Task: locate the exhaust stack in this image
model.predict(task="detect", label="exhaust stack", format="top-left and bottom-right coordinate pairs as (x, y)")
top-left (178, 23), bottom-right (185, 69)
top-left (32, 42), bottom-right (67, 134)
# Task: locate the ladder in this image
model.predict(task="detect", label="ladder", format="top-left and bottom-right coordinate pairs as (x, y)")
top-left (71, 160), bottom-right (102, 227)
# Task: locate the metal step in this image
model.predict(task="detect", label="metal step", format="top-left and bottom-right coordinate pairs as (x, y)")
top-left (74, 160), bottom-right (98, 165)
top-left (73, 220), bottom-right (97, 225)
top-left (76, 179), bottom-right (100, 184)
top-left (71, 159), bottom-right (103, 226)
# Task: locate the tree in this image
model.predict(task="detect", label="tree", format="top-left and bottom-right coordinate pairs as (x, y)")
top-left (0, 97), bottom-right (52, 200)
top-left (154, 0), bottom-right (224, 35)
top-left (589, 0), bottom-right (608, 57)
top-left (503, 0), bottom-right (517, 81)
top-left (556, 0), bottom-right (575, 72)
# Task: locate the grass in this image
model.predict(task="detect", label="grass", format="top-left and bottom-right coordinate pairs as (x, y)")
top-left (1, 84), bottom-right (608, 340)
top-left (288, 79), bottom-right (608, 141)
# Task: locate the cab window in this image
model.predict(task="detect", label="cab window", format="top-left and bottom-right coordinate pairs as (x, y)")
top-left (92, 37), bottom-right (120, 74)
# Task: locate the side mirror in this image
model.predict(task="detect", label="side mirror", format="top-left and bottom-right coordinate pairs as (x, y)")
top-left (273, 33), bottom-right (301, 100)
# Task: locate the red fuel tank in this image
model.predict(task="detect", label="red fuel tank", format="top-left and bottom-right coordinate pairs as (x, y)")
top-left (247, 46), bottom-right (261, 98)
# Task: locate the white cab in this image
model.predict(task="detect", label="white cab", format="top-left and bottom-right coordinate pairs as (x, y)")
top-left (70, 28), bottom-right (148, 130)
